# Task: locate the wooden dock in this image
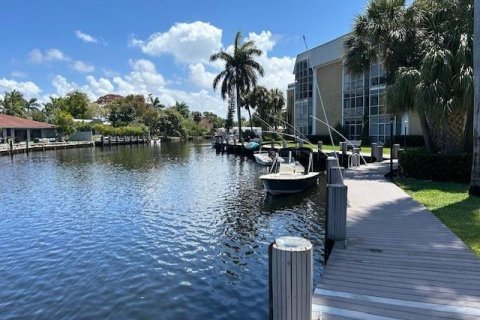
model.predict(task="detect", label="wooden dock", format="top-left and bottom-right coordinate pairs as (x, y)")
top-left (313, 162), bottom-right (480, 320)
top-left (0, 141), bottom-right (94, 156)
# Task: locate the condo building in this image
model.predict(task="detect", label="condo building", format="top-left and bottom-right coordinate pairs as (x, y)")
top-left (286, 34), bottom-right (422, 143)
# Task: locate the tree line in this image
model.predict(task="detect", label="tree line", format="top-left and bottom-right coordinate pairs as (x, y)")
top-left (0, 90), bottom-right (225, 138)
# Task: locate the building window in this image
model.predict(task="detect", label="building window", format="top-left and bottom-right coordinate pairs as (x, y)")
top-left (343, 69), bottom-right (366, 134)
top-left (345, 120), bottom-right (363, 141)
top-left (370, 62), bottom-right (386, 88)
top-left (294, 59), bottom-right (313, 134)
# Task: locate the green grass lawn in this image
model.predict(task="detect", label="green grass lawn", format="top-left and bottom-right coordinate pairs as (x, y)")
top-left (395, 178), bottom-right (480, 256)
top-left (284, 142), bottom-right (391, 155)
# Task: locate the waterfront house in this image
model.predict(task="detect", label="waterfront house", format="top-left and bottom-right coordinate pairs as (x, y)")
top-left (0, 114), bottom-right (55, 142)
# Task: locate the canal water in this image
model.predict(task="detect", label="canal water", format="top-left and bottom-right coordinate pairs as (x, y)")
top-left (0, 143), bottom-right (326, 319)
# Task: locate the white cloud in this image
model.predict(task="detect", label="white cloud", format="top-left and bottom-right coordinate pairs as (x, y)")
top-left (187, 30), bottom-right (294, 93)
top-left (11, 71), bottom-right (27, 78)
top-left (245, 31), bottom-right (295, 92)
top-left (246, 31), bottom-right (276, 53)
top-left (28, 48), bottom-right (96, 74)
top-left (30, 48), bottom-right (69, 63)
top-left (28, 49), bottom-right (43, 63)
top-left (75, 30), bottom-right (98, 43)
top-left (42, 28), bottom-right (294, 117)
top-left (52, 75), bottom-right (77, 96)
top-left (86, 76), bottom-right (114, 96)
top-left (0, 78), bottom-right (42, 98)
top-left (188, 63), bottom-right (216, 89)
top-left (131, 21), bottom-right (222, 64)
top-left (72, 60), bottom-right (95, 73)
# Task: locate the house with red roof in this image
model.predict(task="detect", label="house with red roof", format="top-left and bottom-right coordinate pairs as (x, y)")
top-left (0, 114), bottom-right (56, 142)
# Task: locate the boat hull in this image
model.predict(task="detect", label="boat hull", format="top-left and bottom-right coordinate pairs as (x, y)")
top-left (254, 153), bottom-right (273, 166)
top-left (260, 173), bottom-right (319, 195)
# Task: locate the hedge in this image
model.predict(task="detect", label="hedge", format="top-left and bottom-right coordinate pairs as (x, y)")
top-left (398, 150), bottom-right (472, 183)
top-left (393, 135), bottom-right (425, 147)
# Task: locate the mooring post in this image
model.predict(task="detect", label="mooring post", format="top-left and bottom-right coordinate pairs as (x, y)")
top-left (269, 236), bottom-right (312, 320)
top-left (328, 166), bottom-right (345, 184)
top-left (26, 139), bottom-right (29, 155)
top-left (101, 135), bottom-right (105, 147)
top-left (340, 141), bottom-right (347, 156)
top-left (392, 144), bottom-right (400, 159)
top-left (9, 140), bottom-right (13, 157)
top-left (327, 184), bottom-right (348, 242)
top-left (371, 143), bottom-right (377, 163)
top-left (326, 156), bottom-right (339, 174)
top-left (376, 145), bottom-right (384, 162)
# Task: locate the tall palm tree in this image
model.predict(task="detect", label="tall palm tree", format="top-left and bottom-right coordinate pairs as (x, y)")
top-left (269, 89), bottom-right (285, 131)
top-left (241, 91), bottom-right (256, 131)
top-left (192, 111), bottom-right (202, 135)
top-left (210, 31), bottom-right (264, 142)
top-left (0, 90), bottom-right (26, 117)
top-left (470, 0), bottom-right (480, 196)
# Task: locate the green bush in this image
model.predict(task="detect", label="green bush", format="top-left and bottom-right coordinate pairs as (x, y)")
top-left (75, 122), bottom-right (92, 132)
top-left (399, 150), bottom-right (472, 183)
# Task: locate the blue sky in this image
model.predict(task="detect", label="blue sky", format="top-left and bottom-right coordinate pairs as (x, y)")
top-left (1, 0), bottom-right (368, 116)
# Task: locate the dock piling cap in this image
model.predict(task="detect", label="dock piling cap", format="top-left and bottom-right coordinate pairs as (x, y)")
top-left (273, 236), bottom-right (312, 251)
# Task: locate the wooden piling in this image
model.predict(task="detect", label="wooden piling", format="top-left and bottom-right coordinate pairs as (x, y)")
top-left (269, 236), bottom-right (312, 320)
top-left (340, 142), bottom-right (347, 156)
top-left (376, 145), bottom-right (384, 162)
top-left (327, 184), bottom-right (348, 242)
top-left (328, 167), bottom-right (345, 184)
top-left (326, 156), bottom-right (339, 174)
top-left (371, 143), bottom-right (377, 162)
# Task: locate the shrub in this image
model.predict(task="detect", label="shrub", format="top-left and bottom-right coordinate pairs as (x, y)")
top-left (398, 150), bottom-right (472, 183)
top-left (75, 122), bottom-right (92, 132)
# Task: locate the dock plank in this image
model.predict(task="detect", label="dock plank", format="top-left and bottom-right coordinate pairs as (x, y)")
top-left (314, 162), bottom-right (480, 319)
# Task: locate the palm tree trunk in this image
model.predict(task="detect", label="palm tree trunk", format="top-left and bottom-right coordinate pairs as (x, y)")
top-left (419, 113), bottom-right (433, 152)
top-left (469, 0), bottom-right (480, 196)
top-left (236, 86), bottom-right (243, 142)
top-left (247, 107), bottom-right (253, 132)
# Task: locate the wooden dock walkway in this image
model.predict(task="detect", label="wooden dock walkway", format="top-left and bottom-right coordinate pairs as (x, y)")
top-left (313, 162), bottom-right (480, 320)
top-left (0, 141), bottom-right (94, 156)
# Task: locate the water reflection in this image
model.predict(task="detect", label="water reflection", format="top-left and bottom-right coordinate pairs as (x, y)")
top-left (0, 142), bottom-right (325, 320)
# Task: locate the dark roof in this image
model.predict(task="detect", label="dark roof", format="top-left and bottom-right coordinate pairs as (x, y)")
top-left (0, 114), bottom-right (55, 129)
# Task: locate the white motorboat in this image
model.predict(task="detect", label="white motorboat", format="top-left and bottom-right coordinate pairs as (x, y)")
top-left (259, 149), bottom-right (319, 195)
top-left (253, 150), bottom-right (275, 166)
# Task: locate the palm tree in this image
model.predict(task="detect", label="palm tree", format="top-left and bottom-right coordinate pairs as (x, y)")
top-left (148, 94), bottom-right (165, 109)
top-left (24, 98), bottom-right (40, 118)
top-left (174, 101), bottom-right (190, 118)
top-left (210, 31), bottom-right (264, 142)
top-left (344, 0), bottom-right (473, 153)
top-left (0, 90), bottom-right (26, 117)
top-left (241, 91), bottom-right (256, 131)
top-left (249, 86), bottom-right (270, 130)
top-left (269, 89), bottom-right (285, 131)
top-left (470, 0), bottom-right (480, 196)
top-left (192, 111), bottom-right (202, 135)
